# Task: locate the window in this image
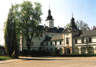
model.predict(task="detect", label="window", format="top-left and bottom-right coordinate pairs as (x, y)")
top-left (89, 37), bottom-right (92, 43)
top-left (86, 38), bottom-right (88, 43)
top-left (60, 41), bottom-right (62, 45)
top-left (66, 38), bottom-right (69, 44)
top-left (50, 41), bottom-right (52, 45)
top-left (75, 39), bottom-right (77, 44)
top-left (55, 41), bottom-right (57, 45)
top-left (82, 38), bottom-right (84, 43)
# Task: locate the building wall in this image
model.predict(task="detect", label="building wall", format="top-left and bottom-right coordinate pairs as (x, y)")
top-left (64, 33), bottom-right (72, 47)
top-left (75, 36), bottom-right (96, 45)
top-left (21, 32), bottom-right (65, 51)
top-left (46, 20), bottom-right (54, 27)
top-left (77, 38), bottom-right (81, 44)
top-left (74, 36), bottom-right (96, 55)
top-left (92, 36), bottom-right (96, 42)
top-left (21, 30), bottom-right (96, 55)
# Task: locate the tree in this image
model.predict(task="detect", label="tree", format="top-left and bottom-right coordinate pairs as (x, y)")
top-left (65, 20), bottom-right (90, 31)
top-left (4, 5), bottom-right (19, 58)
top-left (19, 1), bottom-right (42, 50)
top-left (92, 26), bottom-right (96, 30)
top-left (76, 20), bottom-right (90, 31)
top-left (4, 1), bottom-right (42, 57)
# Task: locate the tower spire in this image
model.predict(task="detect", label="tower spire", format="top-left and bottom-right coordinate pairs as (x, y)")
top-left (46, 0), bottom-right (53, 21)
top-left (49, 0), bottom-right (50, 9)
top-left (70, 14), bottom-right (78, 31)
top-left (72, 12), bottom-right (73, 18)
top-left (46, 0), bottom-right (54, 28)
top-left (46, 9), bottom-right (53, 21)
top-left (10, 0), bottom-right (13, 6)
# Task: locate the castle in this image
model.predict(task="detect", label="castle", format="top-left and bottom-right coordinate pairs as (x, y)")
top-left (20, 9), bottom-right (96, 55)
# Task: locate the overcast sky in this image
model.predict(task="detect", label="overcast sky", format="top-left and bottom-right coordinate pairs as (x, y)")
top-left (0, 0), bottom-right (96, 45)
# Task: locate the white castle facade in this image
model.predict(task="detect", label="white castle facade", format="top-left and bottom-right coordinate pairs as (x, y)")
top-left (20, 9), bottom-right (96, 55)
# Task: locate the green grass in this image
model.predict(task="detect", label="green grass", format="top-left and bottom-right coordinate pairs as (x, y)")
top-left (0, 56), bottom-right (11, 60)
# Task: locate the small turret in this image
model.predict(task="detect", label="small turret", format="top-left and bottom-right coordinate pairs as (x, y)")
top-left (46, 9), bottom-right (54, 28)
top-left (70, 16), bottom-right (78, 31)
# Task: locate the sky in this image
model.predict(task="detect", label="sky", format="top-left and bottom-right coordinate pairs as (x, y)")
top-left (0, 0), bottom-right (96, 45)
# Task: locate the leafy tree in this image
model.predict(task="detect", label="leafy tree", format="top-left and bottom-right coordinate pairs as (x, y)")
top-left (76, 20), bottom-right (90, 31)
top-left (65, 20), bottom-right (90, 31)
top-left (19, 1), bottom-right (42, 50)
top-left (4, 1), bottom-right (42, 57)
top-left (92, 26), bottom-right (96, 30)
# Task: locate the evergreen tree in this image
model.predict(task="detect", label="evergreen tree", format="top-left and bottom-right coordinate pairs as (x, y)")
top-left (4, 5), bottom-right (19, 58)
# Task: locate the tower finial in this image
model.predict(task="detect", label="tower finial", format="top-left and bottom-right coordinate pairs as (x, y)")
top-left (10, 0), bottom-right (13, 6)
top-left (71, 12), bottom-right (75, 21)
top-left (72, 12), bottom-right (73, 18)
top-left (49, 0), bottom-right (50, 9)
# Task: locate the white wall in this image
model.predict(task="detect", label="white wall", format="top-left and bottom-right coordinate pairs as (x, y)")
top-left (92, 36), bottom-right (96, 43)
top-left (64, 33), bottom-right (72, 47)
top-left (77, 38), bottom-right (81, 43)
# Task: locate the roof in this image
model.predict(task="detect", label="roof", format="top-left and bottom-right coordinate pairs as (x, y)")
top-left (46, 9), bottom-right (54, 21)
top-left (46, 27), bottom-right (64, 33)
top-left (64, 17), bottom-right (79, 33)
top-left (37, 25), bottom-right (64, 33)
top-left (80, 30), bottom-right (96, 37)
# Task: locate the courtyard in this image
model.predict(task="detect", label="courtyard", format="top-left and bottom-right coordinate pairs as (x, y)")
top-left (0, 57), bottom-right (96, 67)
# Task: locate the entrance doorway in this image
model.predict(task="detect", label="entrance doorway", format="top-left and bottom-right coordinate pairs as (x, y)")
top-left (65, 48), bottom-right (70, 55)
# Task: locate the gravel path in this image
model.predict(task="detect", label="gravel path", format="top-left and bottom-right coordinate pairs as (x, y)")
top-left (0, 57), bottom-right (96, 67)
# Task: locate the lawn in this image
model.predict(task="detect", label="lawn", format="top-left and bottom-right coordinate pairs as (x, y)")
top-left (0, 56), bottom-right (11, 60)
